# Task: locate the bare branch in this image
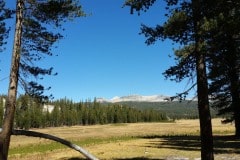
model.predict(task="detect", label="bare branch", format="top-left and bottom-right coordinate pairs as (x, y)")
top-left (11, 129), bottom-right (99, 160)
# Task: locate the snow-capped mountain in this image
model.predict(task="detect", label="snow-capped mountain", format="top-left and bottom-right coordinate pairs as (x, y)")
top-left (96, 94), bottom-right (175, 103)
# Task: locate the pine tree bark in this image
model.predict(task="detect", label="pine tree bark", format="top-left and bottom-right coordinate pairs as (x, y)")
top-left (229, 49), bottom-right (240, 137)
top-left (231, 73), bottom-right (240, 137)
top-left (196, 52), bottom-right (214, 160)
top-left (0, 1), bottom-right (23, 159)
top-left (192, 0), bottom-right (214, 159)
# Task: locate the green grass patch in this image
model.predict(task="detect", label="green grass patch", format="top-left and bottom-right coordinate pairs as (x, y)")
top-left (9, 136), bottom-right (136, 156)
top-left (9, 142), bottom-right (63, 155)
top-left (212, 130), bottom-right (234, 135)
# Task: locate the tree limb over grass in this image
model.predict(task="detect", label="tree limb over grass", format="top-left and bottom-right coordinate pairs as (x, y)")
top-left (0, 128), bottom-right (99, 160)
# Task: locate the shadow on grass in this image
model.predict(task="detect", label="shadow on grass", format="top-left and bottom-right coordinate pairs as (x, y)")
top-left (63, 135), bottom-right (240, 160)
top-left (60, 158), bottom-right (86, 160)
top-left (114, 158), bottom-right (164, 160)
top-left (139, 135), bottom-right (240, 154)
top-left (64, 157), bottom-right (163, 160)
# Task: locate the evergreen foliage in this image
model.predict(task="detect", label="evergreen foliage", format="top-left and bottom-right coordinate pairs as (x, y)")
top-left (0, 1), bottom-right (86, 157)
top-left (117, 101), bottom-right (218, 120)
top-left (18, 0), bottom-right (86, 102)
top-left (0, 95), bottom-right (169, 129)
top-left (125, 0), bottom-right (215, 158)
top-left (124, 0), bottom-right (156, 14)
top-left (0, 0), bottom-right (12, 52)
top-left (205, 0), bottom-right (240, 136)
top-left (0, 95), bottom-right (220, 129)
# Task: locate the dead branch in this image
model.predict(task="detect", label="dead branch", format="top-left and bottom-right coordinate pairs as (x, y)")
top-left (11, 129), bottom-right (99, 160)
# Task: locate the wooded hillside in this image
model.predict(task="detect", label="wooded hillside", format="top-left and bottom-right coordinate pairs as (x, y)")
top-left (0, 95), bottom-right (219, 130)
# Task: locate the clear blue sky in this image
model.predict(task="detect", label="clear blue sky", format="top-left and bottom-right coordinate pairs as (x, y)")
top-left (0, 0), bottom-right (194, 101)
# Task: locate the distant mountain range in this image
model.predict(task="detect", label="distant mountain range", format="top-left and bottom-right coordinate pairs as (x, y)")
top-left (96, 94), bottom-right (178, 103)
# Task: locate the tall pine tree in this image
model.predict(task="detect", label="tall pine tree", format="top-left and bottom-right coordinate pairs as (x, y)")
top-left (125, 0), bottom-right (214, 159)
top-left (0, 1), bottom-right (85, 159)
top-left (206, 0), bottom-right (240, 137)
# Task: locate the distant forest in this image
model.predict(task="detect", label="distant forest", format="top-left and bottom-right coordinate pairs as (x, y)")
top-left (0, 96), bottom-right (168, 129)
top-left (116, 101), bottom-right (218, 119)
top-left (0, 95), bottom-right (218, 129)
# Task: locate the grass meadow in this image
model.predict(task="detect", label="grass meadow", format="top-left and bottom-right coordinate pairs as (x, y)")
top-left (9, 119), bottom-right (240, 160)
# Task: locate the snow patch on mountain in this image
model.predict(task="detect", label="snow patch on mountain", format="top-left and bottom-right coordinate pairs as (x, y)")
top-left (96, 94), bottom-right (175, 103)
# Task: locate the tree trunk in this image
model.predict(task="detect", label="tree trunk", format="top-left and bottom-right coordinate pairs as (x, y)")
top-left (0, 1), bottom-right (23, 159)
top-left (231, 75), bottom-right (240, 137)
top-left (228, 48), bottom-right (240, 137)
top-left (196, 52), bottom-right (214, 160)
top-left (192, 0), bottom-right (214, 159)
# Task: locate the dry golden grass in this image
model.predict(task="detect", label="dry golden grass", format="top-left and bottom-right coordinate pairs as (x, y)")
top-left (9, 119), bottom-right (239, 160)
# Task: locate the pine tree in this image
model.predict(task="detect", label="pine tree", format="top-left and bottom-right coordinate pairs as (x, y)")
top-left (0, 1), bottom-right (85, 158)
top-left (125, 0), bottom-right (214, 158)
top-left (206, 0), bottom-right (240, 137)
top-left (15, 95), bottom-right (31, 129)
top-left (162, 0), bottom-right (240, 137)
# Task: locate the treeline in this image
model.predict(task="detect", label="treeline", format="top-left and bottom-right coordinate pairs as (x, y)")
top-left (115, 101), bottom-right (219, 120)
top-left (0, 96), bottom-right (168, 129)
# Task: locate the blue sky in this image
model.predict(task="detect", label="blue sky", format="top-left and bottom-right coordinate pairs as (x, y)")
top-left (0, 0), bottom-right (194, 101)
